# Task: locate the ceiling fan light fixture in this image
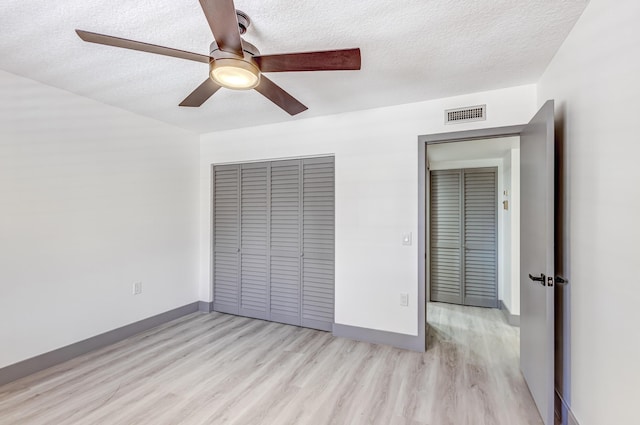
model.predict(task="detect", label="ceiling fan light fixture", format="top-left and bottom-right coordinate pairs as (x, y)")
top-left (210, 58), bottom-right (260, 90)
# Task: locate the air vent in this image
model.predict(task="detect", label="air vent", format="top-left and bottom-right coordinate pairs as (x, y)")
top-left (445, 105), bottom-right (486, 124)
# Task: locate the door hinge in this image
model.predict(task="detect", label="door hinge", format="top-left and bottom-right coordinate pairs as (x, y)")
top-left (547, 276), bottom-right (554, 287)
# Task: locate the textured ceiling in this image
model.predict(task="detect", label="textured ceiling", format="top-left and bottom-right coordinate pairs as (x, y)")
top-left (0, 0), bottom-right (587, 133)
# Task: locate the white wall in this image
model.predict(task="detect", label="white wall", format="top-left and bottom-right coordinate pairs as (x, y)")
top-left (501, 147), bottom-right (522, 315)
top-left (0, 71), bottom-right (201, 368)
top-left (502, 152), bottom-right (512, 312)
top-left (503, 147), bottom-right (520, 316)
top-left (537, 0), bottom-right (640, 423)
top-left (200, 85), bottom-right (537, 336)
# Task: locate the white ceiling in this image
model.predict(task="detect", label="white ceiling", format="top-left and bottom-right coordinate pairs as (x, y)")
top-left (0, 0), bottom-right (587, 133)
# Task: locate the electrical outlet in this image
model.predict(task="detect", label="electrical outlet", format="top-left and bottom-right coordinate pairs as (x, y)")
top-left (400, 293), bottom-right (409, 307)
top-left (133, 281), bottom-right (143, 295)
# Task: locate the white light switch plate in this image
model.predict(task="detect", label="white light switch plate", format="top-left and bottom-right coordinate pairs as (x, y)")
top-left (400, 293), bottom-right (409, 307)
top-left (402, 232), bottom-right (412, 246)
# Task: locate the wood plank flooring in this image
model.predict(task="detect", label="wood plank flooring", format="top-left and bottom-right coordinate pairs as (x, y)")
top-left (0, 303), bottom-right (542, 425)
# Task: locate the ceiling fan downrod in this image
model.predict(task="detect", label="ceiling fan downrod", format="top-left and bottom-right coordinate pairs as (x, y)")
top-left (236, 10), bottom-right (250, 35)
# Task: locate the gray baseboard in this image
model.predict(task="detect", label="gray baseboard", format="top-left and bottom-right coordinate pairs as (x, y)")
top-left (0, 301), bottom-right (201, 387)
top-left (333, 323), bottom-right (424, 352)
top-left (555, 390), bottom-right (580, 425)
top-left (499, 300), bottom-right (520, 327)
top-left (198, 301), bottom-right (214, 313)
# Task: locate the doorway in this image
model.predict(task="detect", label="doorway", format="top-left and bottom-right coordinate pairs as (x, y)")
top-left (426, 136), bottom-right (521, 319)
top-left (418, 101), bottom-right (557, 425)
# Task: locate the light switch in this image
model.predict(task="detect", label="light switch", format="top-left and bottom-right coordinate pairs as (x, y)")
top-left (402, 233), bottom-right (412, 246)
top-left (400, 293), bottom-right (409, 307)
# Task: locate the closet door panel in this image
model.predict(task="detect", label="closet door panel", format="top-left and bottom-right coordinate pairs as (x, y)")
top-left (430, 170), bottom-right (463, 304)
top-left (269, 160), bottom-right (301, 326)
top-left (213, 165), bottom-right (240, 314)
top-left (239, 163), bottom-right (269, 319)
top-left (301, 158), bottom-right (335, 331)
top-left (463, 168), bottom-right (498, 308)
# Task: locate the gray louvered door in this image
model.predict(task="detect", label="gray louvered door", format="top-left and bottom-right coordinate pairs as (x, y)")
top-left (269, 160), bottom-right (302, 326)
top-left (213, 165), bottom-right (240, 315)
top-left (430, 168), bottom-right (497, 308)
top-left (430, 170), bottom-right (463, 304)
top-left (463, 168), bottom-right (498, 308)
top-left (213, 158), bottom-right (335, 331)
top-left (239, 163), bottom-right (269, 320)
top-left (301, 157), bottom-right (335, 331)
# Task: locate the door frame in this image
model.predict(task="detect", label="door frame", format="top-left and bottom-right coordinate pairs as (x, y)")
top-left (417, 125), bottom-right (524, 338)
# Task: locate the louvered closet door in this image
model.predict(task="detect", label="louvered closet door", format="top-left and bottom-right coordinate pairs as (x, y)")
top-left (301, 157), bottom-right (335, 331)
top-left (213, 165), bottom-right (240, 315)
top-left (463, 168), bottom-right (498, 308)
top-left (430, 170), bottom-right (463, 304)
top-left (269, 160), bottom-right (302, 326)
top-left (239, 163), bottom-right (269, 319)
top-left (213, 157), bottom-right (335, 330)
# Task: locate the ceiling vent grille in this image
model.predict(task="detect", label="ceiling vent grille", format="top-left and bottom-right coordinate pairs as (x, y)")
top-left (445, 105), bottom-right (486, 124)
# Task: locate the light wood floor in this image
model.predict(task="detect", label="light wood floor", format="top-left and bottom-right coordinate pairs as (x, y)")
top-left (0, 303), bottom-right (542, 425)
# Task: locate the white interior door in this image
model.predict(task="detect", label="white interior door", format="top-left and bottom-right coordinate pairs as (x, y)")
top-left (520, 100), bottom-right (555, 425)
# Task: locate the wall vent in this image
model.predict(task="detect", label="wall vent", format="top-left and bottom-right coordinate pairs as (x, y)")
top-left (445, 105), bottom-right (486, 124)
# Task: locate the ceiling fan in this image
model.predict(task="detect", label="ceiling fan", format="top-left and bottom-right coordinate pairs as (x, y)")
top-left (76, 0), bottom-right (361, 116)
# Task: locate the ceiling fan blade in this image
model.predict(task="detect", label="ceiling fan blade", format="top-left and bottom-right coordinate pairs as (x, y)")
top-left (198, 0), bottom-right (243, 56)
top-left (76, 30), bottom-right (211, 64)
top-left (254, 48), bottom-right (361, 72)
top-left (254, 76), bottom-right (308, 116)
top-left (179, 79), bottom-right (221, 107)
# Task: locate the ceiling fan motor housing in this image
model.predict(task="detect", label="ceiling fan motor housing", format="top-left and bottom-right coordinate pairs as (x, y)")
top-left (209, 39), bottom-right (260, 59)
top-left (208, 38), bottom-right (261, 90)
